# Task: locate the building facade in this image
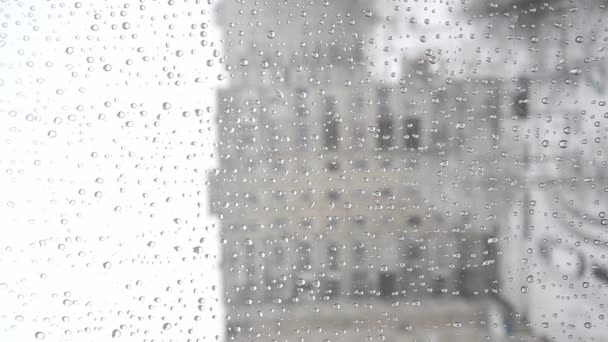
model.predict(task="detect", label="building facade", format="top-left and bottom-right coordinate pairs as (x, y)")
top-left (209, 1), bottom-right (521, 341)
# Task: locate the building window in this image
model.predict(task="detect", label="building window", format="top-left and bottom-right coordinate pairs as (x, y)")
top-left (514, 77), bottom-right (529, 119)
top-left (323, 96), bottom-right (339, 150)
top-left (327, 160), bottom-right (340, 172)
top-left (297, 242), bottom-right (312, 271)
top-left (300, 217), bottom-right (313, 230)
top-left (327, 243), bottom-right (340, 271)
top-left (296, 122), bottom-right (310, 150)
top-left (352, 241), bottom-right (371, 295)
top-left (408, 216), bottom-right (421, 227)
top-left (354, 215), bottom-right (366, 227)
top-left (377, 88), bottom-right (393, 150)
top-left (327, 216), bottom-right (340, 231)
top-left (327, 189), bottom-right (340, 201)
top-left (404, 118), bottom-right (421, 150)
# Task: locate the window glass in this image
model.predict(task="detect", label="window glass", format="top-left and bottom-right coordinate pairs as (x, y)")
top-left (3, 0), bottom-right (608, 341)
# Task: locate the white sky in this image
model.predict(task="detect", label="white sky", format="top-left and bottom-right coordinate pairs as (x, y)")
top-left (0, 0), bottom-right (223, 340)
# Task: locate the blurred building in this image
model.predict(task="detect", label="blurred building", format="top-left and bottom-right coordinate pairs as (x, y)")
top-left (481, 1), bottom-right (608, 340)
top-left (209, 0), bottom-right (520, 341)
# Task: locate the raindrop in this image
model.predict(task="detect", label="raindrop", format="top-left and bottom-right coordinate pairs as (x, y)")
top-left (569, 67), bottom-right (582, 75)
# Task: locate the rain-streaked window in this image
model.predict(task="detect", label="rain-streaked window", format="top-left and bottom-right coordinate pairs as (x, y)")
top-left (3, 0), bottom-right (608, 341)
